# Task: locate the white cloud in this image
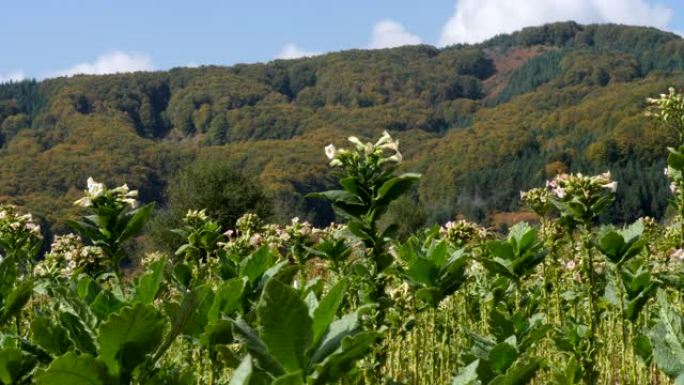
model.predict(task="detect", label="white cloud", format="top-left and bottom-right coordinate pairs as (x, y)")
top-left (369, 19), bottom-right (422, 49)
top-left (49, 51), bottom-right (154, 78)
top-left (0, 70), bottom-right (25, 83)
top-left (276, 43), bottom-right (321, 60)
top-left (439, 0), bottom-right (673, 46)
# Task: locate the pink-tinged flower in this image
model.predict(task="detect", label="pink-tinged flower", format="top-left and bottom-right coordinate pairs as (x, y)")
top-left (671, 182), bottom-right (677, 193)
top-left (671, 248), bottom-right (684, 261)
top-left (565, 260), bottom-right (576, 271)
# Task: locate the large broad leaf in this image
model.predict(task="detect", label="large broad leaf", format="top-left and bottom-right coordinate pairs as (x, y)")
top-left (89, 289), bottom-right (125, 321)
top-left (597, 231), bottom-right (625, 263)
top-left (232, 319), bottom-right (284, 376)
top-left (306, 190), bottom-right (362, 205)
top-left (487, 241), bottom-right (515, 260)
top-left (312, 279), bottom-right (347, 347)
top-left (272, 371), bottom-right (305, 385)
top-left (241, 246), bottom-right (276, 286)
top-left (452, 359), bottom-right (480, 385)
top-left (650, 291), bottom-right (684, 379)
top-left (97, 303), bottom-right (166, 376)
top-left (35, 352), bottom-right (110, 385)
top-left (311, 330), bottom-right (380, 385)
top-left (507, 223), bottom-right (537, 255)
top-left (208, 278), bottom-right (245, 324)
top-left (488, 342), bottom-right (518, 374)
top-left (136, 258), bottom-right (166, 305)
top-left (229, 356), bottom-right (255, 385)
top-left (375, 173), bottom-right (421, 206)
top-left (0, 280), bottom-right (33, 323)
top-left (257, 279), bottom-right (313, 373)
top-left (0, 347), bottom-right (37, 384)
top-left (31, 316), bottom-right (72, 356)
top-left (200, 319), bottom-right (234, 348)
top-left (489, 358), bottom-right (544, 385)
top-left (59, 311), bottom-right (97, 356)
top-left (118, 202), bottom-right (154, 243)
top-left (0, 257), bottom-right (17, 299)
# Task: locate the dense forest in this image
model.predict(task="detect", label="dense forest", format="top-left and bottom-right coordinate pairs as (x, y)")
top-left (1, 21), bottom-right (684, 239)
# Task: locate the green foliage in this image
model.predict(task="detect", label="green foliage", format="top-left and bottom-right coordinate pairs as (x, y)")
top-left (150, 158), bottom-right (272, 251)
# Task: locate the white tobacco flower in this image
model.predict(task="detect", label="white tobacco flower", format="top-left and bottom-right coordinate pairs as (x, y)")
top-left (671, 182), bottom-right (677, 193)
top-left (348, 136), bottom-right (364, 148)
top-left (374, 131), bottom-right (392, 147)
top-left (324, 144), bottom-right (337, 160)
top-left (672, 248), bottom-right (684, 261)
top-left (603, 181), bottom-right (618, 192)
top-left (386, 151), bottom-right (403, 163)
top-left (86, 177), bottom-right (105, 198)
top-left (552, 187), bottom-right (566, 199)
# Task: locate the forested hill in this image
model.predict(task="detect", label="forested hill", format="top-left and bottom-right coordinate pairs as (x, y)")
top-left (1, 21), bottom-right (684, 234)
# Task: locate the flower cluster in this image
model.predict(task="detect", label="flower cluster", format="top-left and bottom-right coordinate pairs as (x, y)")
top-left (74, 177), bottom-right (138, 209)
top-left (0, 205), bottom-right (42, 239)
top-left (520, 187), bottom-right (552, 216)
top-left (0, 204), bottom-right (43, 263)
top-left (35, 234), bottom-right (107, 277)
top-left (324, 130), bottom-right (402, 168)
top-left (223, 214), bottom-right (333, 260)
top-left (440, 219), bottom-right (488, 248)
top-left (546, 171), bottom-right (617, 200)
top-left (646, 87), bottom-right (684, 137)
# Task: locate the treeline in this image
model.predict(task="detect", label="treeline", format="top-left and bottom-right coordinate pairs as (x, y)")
top-left (0, 22), bottom-right (683, 235)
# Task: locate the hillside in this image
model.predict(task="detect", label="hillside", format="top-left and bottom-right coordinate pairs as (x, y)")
top-left (1, 21), bottom-right (684, 234)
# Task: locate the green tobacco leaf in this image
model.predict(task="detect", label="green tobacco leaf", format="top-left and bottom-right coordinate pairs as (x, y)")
top-left (311, 330), bottom-right (380, 385)
top-left (229, 356), bottom-right (255, 385)
top-left (31, 316), bottom-right (72, 356)
top-left (489, 358), bottom-right (544, 385)
top-left (488, 342), bottom-right (517, 374)
top-left (172, 263), bottom-right (192, 287)
top-left (312, 279), bottom-right (347, 346)
top-left (170, 284), bottom-right (214, 337)
top-left (208, 278), bottom-right (245, 324)
top-left (241, 246), bottom-right (276, 286)
top-left (273, 371), bottom-right (304, 385)
top-left (89, 289), bottom-right (125, 321)
top-left (306, 190), bottom-right (361, 205)
top-left (375, 173), bottom-right (421, 206)
top-left (507, 222), bottom-right (537, 255)
top-left (59, 312), bottom-right (97, 356)
top-left (257, 279), bottom-right (313, 373)
top-left (97, 303), bottom-right (166, 376)
top-left (668, 150), bottom-right (684, 171)
top-left (36, 352), bottom-right (110, 385)
top-left (200, 319), bottom-right (234, 348)
top-left (0, 280), bottom-right (33, 323)
top-left (487, 241), bottom-right (515, 260)
top-left (597, 231), bottom-right (625, 263)
top-left (0, 347), bottom-right (37, 384)
top-left (118, 202), bottom-right (154, 243)
top-left (650, 291), bottom-right (684, 378)
top-left (136, 258), bottom-right (166, 305)
top-left (232, 319), bottom-right (284, 376)
top-left (451, 359), bottom-right (480, 385)
top-left (0, 257), bottom-right (17, 299)
top-left (634, 332), bottom-right (653, 363)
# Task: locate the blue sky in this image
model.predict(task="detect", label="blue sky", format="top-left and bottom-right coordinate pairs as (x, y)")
top-left (1, 0), bottom-right (683, 81)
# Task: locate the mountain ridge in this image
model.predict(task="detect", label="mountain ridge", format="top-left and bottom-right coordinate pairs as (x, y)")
top-left (1, 21), bottom-right (683, 234)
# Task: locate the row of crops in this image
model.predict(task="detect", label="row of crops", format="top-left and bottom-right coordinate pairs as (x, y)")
top-left (1, 90), bottom-right (684, 384)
